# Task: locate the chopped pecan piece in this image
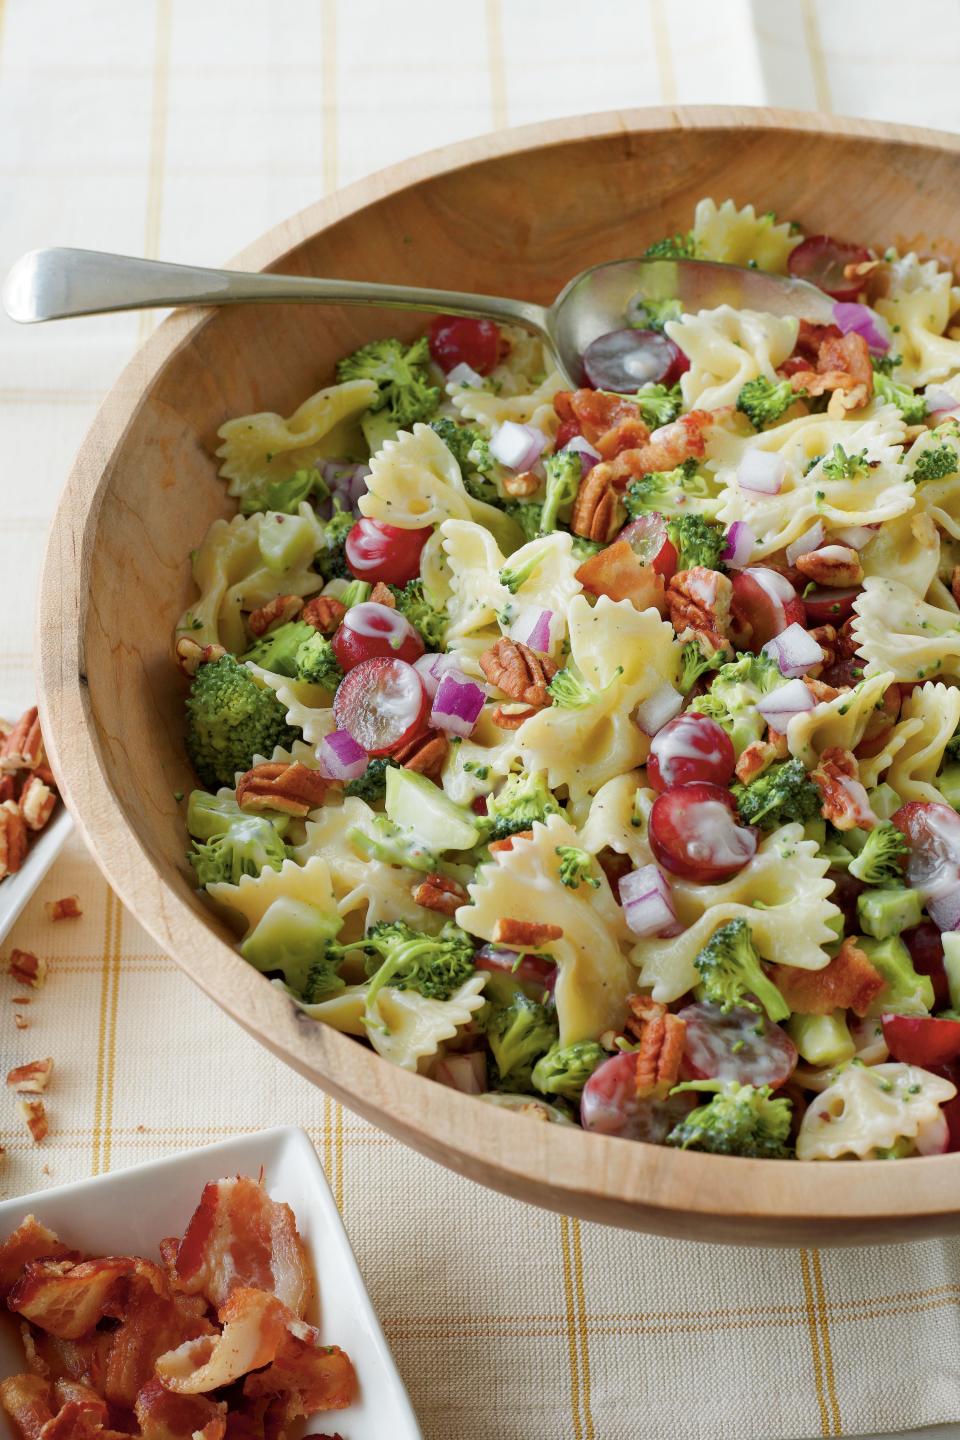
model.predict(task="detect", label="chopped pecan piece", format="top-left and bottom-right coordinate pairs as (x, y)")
top-left (807, 624), bottom-right (837, 675)
top-left (479, 637), bottom-right (556, 707)
top-left (13, 1015), bottom-right (29, 1030)
top-left (18, 1097), bottom-right (47, 1144)
top-left (570, 466), bottom-right (621, 542)
top-left (369, 582), bottom-right (396, 608)
top-left (665, 567), bottom-right (733, 654)
top-left (7, 1058), bottom-right (53, 1094)
top-left (413, 872), bottom-right (469, 916)
top-left (0, 708), bottom-right (43, 772)
top-left (490, 704), bottom-right (539, 730)
top-left (392, 731), bottom-right (449, 781)
top-left (769, 937), bottom-right (884, 1018)
top-left (803, 677), bottom-right (842, 703)
top-left (9, 950), bottom-right (47, 988)
top-left (502, 468), bottom-right (540, 498)
top-left (247, 594), bottom-right (303, 637)
top-left (0, 776), bottom-right (15, 805)
top-left (491, 918), bottom-right (563, 949)
top-left (174, 636), bottom-right (227, 677)
top-left (0, 803), bottom-right (28, 878)
top-left (46, 896), bottom-right (82, 922)
top-left (735, 739), bottom-right (780, 784)
top-left (624, 996), bottom-right (686, 1099)
top-left (574, 539), bottom-right (666, 614)
top-left (488, 830), bottom-right (533, 854)
top-left (811, 747), bottom-right (876, 831)
top-left (19, 776), bottom-right (56, 832)
top-left (301, 594), bottom-right (347, 633)
top-left (236, 761), bottom-right (329, 816)
top-left (795, 545), bottom-right (863, 589)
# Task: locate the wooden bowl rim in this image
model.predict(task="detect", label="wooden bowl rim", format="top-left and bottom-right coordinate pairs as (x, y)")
top-left (38, 105), bottom-right (960, 1239)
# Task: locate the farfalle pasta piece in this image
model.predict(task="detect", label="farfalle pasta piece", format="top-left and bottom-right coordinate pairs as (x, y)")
top-left (206, 856), bottom-right (339, 936)
top-left (439, 709), bottom-right (519, 806)
top-left (483, 325), bottom-right (552, 397)
top-left (796, 1062), bottom-right (956, 1161)
top-left (665, 305), bottom-right (798, 411)
top-left (785, 671), bottom-right (896, 768)
top-left (297, 975), bottom-right (487, 1071)
top-left (216, 377), bottom-right (376, 499)
top-left (875, 253), bottom-right (960, 386)
top-left (632, 825), bottom-right (840, 1004)
top-left (451, 367), bottom-right (564, 443)
top-left (915, 469), bottom-right (960, 541)
top-left (359, 423), bottom-right (522, 554)
top-left (886, 682), bottom-right (960, 804)
top-left (852, 576), bottom-right (960, 682)
top-left (858, 715), bottom-right (925, 791)
top-left (456, 815), bottom-right (634, 1045)
top-left (692, 198), bottom-right (801, 273)
top-left (575, 773), bottom-right (655, 869)
top-left (515, 594), bottom-right (680, 801)
top-left (860, 510), bottom-right (940, 597)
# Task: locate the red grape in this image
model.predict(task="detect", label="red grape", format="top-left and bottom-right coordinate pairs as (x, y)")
top-left (580, 1051), bottom-right (695, 1142)
top-left (618, 514), bottom-right (678, 579)
top-left (788, 235), bottom-right (872, 302)
top-left (333, 657), bottom-right (430, 755)
top-left (678, 1002), bottom-right (798, 1088)
top-left (582, 329), bottom-right (689, 393)
top-left (648, 782), bottom-right (757, 883)
top-left (647, 713), bottom-right (736, 794)
top-left (731, 567), bottom-right (806, 650)
top-left (332, 602), bottom-right (424, 671)
top-left (345, 518), bottom-right (431, 587)
top-left (428, 315), bottom-right (501, 376)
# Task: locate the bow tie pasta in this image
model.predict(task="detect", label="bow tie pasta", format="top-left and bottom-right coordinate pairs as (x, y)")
top-left (853, 577), bottom-right (960, 682)
top-left (666, 306), bottom-right (798, 411)
top-left (875, 253), bottom-right (960, 386)
top-left (797, 1064), bottom-right (957, 1161)
top-left (692, 198), bottom-right (802, 273)
top-left (298, 973), bottom-right (487, 1072)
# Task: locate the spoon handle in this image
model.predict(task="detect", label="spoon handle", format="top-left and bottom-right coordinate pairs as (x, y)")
top-left (2, 247), bottom-right (550, 337)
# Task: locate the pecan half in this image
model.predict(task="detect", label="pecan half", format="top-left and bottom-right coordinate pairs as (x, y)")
top-left (666, 567), bottom-right (733, 654)
top-left (735, 739), bottom-right (780, 785)
top-left (769, 937), bottom-right (883, 1017)
top-left (7, 1058), bottom-right (53, 1094)
top-left (9, 950), bottom-right (46, 988)
top-left (301, 594), bottom-right (347, 633)
top-left (479, 638), bottom-right (557, 707)
top-left (175, 636), bottom-right (227, 677)
top-left (19, 776), bottom-right (56, 833)
top-left (624, 996), bottom-right (686, 1099)
top-left (502, 468), bottom-right (540, 498)
top-left (492, 918), bottom-right (563, 948)
top-left (570, 466), bottom-right (620, 542)
top-left (369, 582), bottom-right (395, 608)
top-left (18, 1097), bottom-right (47, 1144)
top-left (575, 540), bottom-right (666, 614)
top-left (247, 594), bottom-right (304, 637)
top-left (0, 802), bottom-right (28, 878)
top-left (392, 731), bottom-right (449, 781)
top-left (0, 708), bottom-right (43, 772)
top-left (413, 872), bottom-right (469, 916)
top-left (795, 545), bottom-right (863, 589)
top-left (811, 747), bottom-right (876, 831)
top-left (45, 896), bottom-right (82, 922)
top-left (236, 761), bottom-right (330, 816)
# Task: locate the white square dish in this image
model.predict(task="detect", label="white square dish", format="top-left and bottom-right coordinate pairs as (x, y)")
top-left (0, 805), bottom-right (72, 947)
top-left (0, 1125), bottom-right (422, 1440)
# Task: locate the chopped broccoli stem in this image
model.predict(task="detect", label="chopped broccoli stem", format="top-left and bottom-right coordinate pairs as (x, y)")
top-left (555, 845), bottom-right (600, 889)
top-left (847, 820), bottom-right (909, 885)
top-left (340, 579), bottom-right (372, 608)
top-left (242, 620), bottom-right (316, 678)
top-left (185, 654), bottom-right (299, 789)
top-left (643, 231), bottom-right (697, 260)
top-left (822, 444), bottom-right (869, 481)
top-left (731, 758), bottom-right (821, 831)
top-left (295, 632), bottom-right (344, 690)
top-left (693, 917), bottom-right (789, 1022)
top-left (539, 450), bottom-right (581, 535)
top-left (499, 547), bottom-right (546, 595)
top-left (348, 816), bottom-right (439, 873)
top-left (666, 1080), bottom-right (793, 1158)
top-left (666, 514), bottom-right (726, 571)
top-left (336, 336), bottom-right (440, 426)
top-left (736, 376), bottom-right (802, 430)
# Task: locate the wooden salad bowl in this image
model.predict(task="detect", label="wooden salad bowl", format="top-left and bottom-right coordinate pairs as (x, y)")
top-left (38, 106), bottom-right (960, 1245)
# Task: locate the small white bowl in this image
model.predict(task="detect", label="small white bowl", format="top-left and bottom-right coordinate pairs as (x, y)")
top-left (0, 1125), bottom-right (422, 1440)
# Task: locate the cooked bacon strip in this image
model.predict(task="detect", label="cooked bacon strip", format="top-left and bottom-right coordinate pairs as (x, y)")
top-left (785, 330), bottom-right (873, 411)
top-left (134, 1377), bottom-right (227, 1440)
top-left (243, 1326), bottom-right (357, 1421)
top-left (0, 1373), bottom-right (55, 1440)
top-left (604, 411), bottom-right (713, 489)
top-left (173, 1176), bottom-right (311, 1318)
top-left (155, 1288), bottom-right (289, 1395)
top-left (554, 389), bottom-right (649, 449)
top-left (9, 951), bottom-right (47, 989)
top-left (574, 540), bottom-right (667, 614)
top-left (0, 1217), bottom-right (70, 1300)
top-left (769, 937), bottom-right (884, 1018)
top-left (102, 1263), bottom-right (214, 1410)
top-left (45, 897), bottom-right (82, 922)
top-left (8, 1257), bottom-right (144, 1339)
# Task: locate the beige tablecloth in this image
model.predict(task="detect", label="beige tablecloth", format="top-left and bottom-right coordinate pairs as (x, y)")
top-left (4, 4), bottom-right (960, 1437)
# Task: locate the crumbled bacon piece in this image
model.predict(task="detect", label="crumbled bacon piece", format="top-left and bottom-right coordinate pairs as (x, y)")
top-left (574, 540), bottom-right (667, 613)
top-left (156, 1287), bottom-right (289, 1394)
top-left (554, 389), bottom-right (647, 449)
top-left (243, 1327), bottom-right (357, 1421)
top-left (491, 918), bottom-right (562, 949)
top-left (18, 1098), bottom-right (48, 1145)
top-left (413, 872), bottom-right (468, 916)
top-left (45, 896), bottom-right (82, 922)
top-left (134, 1376), bottom-right (226, 1440)
top-left (769, 937), bottom-right (884, 1017)
top-left (7, 1059), bottom-right (53, 1094)
top-left (488, 831), bottom-right (533, 854)
top-left (14, 1014), bottom-right (29, 1030)
top-left (811, 747), bottom-right (877, 831)
top-left (0, 1216), bottom-right (70, 1299)
top-left (301, 594), bottom-right (347, 633)
top-left (0, 1374), bottom-right (56, 1438)
top-left (665, 567), bottom-right (733, 654)
top-left (734, 739), bottom-right (780, 785)
top-left (624, 996), bottom-right (686, 1099)
top-left (785, 330), bottom-right (873, 412)
top-left (603, 410), bottom-right (713, 487)
top-left (9, 950), bottom-right (47, 989)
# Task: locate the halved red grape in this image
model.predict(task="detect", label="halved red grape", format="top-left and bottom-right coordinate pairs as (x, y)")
top-left (332, 602), bottom-right (424, 671)
top-left (582, 329), bottom-right (689, 393)
top-left (475, 944), bottom-right (557, 995)
top-left (647, 713), bottom-right (736, 795)
top-left (788, 235), bottom-right (872, 302)
top-left (882, 1013), bottom-right (960, 1069)
top-left (731, 567), bottom-right (806, 650)
top-left (678, 1001), bottom-right (798, 1088)
top-left (428, 315), bottom-right (501, 376)
top-left (333, 656), bottom-right (429, 755)
top-left (892, 801), bottom-right (960, 914)
top-left (802, 585), bottom-right (860, 626)
top-left (580, 1051), bottom-right (695, 1142)
top-left (903, 922), bottom-right (949, 1010)
top-left (618, 514), bottom-right (678, 578)
top-left (345, 518), bottom-right (432, 587)
top-left (648, 782), bottom-right (757, 883)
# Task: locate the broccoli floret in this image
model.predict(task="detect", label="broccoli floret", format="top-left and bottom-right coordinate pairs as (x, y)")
top-left (316, 504), bottom-right (355, 581)
top-left (387, 578), bottom-right (447, 648)
top-left (499, 547), bottom-right (546, 595)
top-left (570, 535), bottom-right (604, 562)
top-left (336, 336), bottom-right (440, 427)
top-left (295, 631), bottom-right (343, 690)
top-left (666, 1080), bottom-right (793, 1158)
top-left (505, 500), bottom-right (544, 542)
top-left (348, 815), bottom-right (438, 872)
top-left (429, 417), bottom-right (493, 475)
top-left (483, 983), bottom-right (558, 1089)
top-left (678, 640), bottom-right (725, 693)
top-left (239, 468), bottom-right (322, 517)
top-left (484, 769), bottom-right (561, 841)
top-left (666, 514), bottom-right (727, 571)
top-left (302, 950), bottom-right (349, 1004)
top-left (910, 440), bottom-right (960, 483)
top-left (344, 756), bottom-right (398, 802)
top-left (624, 458), bottom-right (720, 520)
top-left (731, 757), bottom-right (821, 831)
top-left (847, 820), bottom-right (909, 885)
top-left (186, 787), bottom-right (289, 841)
top-left (242, 620), bottom-right (316, 678)
top-left (736, 376), bottom-right (802, 430)
top-left (693, 918), bottom-right (789, 1022)
top-left (531, 1040), bottom-right (605, 1099)
top-left (185, 655), bottom-right (299, 789)
top-left (634, 381), bottom-right (682, 425)
top-left (555, 845), bottom-right (600, 890)
top-left (188, 813), bottom-right (287, 888)
top-left (539, 450), bottom-right (581, 535)
top-left (644, 231), bottom-right (697, 259)
top-left (548, 663), bottom-right (622, 709)
top-left (340, 578), bottom-right (372, 608)
top-left (361, 920), bottom-right (476, 1007)
top-left (822, 444), bottom-right (869, 481)
top-left (872, 368), bottom-right (926, 425)
top-left (631, 301), bottom-right (683, 336)
top-left (690, 652), bottom-right (785, 754)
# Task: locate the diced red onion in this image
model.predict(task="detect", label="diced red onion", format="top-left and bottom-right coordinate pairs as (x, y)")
top-left (923, 384), bottom-right (960, 417)
top-left (785, 521), bottom-right (825, 567)
top-left (620, 864), bottom-right (682, 939)
top-left (757, 677), bottom-right (817, 727)
top-left (722, 520), bottom-right (755, 569)
top-left (319, 729), bottom-right (369, 782)
top-left (762, 622), bottom-right (825, 679)
top-left (520, 606), bottom-right (554, 654)
top-left (491, 421), bottom-right (547, 472)
top-left (434, 1051), bottom-right (487, 1094)
top-left (413, 651), bottom-right (460, 698)
top-left (447, 361), bottom-right (485, 388)
top-left (739, 450), bottom-right (786, 495)
top-left (832, 301), bottom-right (892, 356)
top-left (929, 890), bottom-right (960, 933)
top-left (635, 683), bottom-right (684, 737)
top-left (431, 669), bottom-right (486, 737)
top-left (832, 524), bottom-right (877, 550)
top-left (563, 434), bottom-right (601, 476)
top-left (317, 460), bottom-right (371, 517)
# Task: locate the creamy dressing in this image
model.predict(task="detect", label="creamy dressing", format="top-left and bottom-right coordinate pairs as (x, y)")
top-left (343, 601), bottom-right (414, 648)
top-left (680, 799), bottom-right (757, 866)
top-left (651, 714), bottom-right (725, 786)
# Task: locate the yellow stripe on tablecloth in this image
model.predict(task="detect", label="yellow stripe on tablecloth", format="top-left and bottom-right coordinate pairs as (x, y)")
top-left (484, 0), bottom-right (508, 131)
top-left (800, 0), bottom-right (832, 113)
top-left (100, 896), bottom-right (125, 1175)
top-left (321, 0), bottom-right (338, 194)
top-left (571, 1218), bottom-right (595, 1440)
top-left (334, 1098), bottom-right (344, 1212)
top-left (560, 1215), bottom-right (584, 1440)
top-left (139, 0), bottom-right (173, 344)
top-left (90, 886), bottom-right (117, 1175)
top-left (800, 1248), bottom-right (831, 1439)
top-left (650, 0), bottom-right (678, 105)
top-left (811, 1249), bottom-right (843, 1435)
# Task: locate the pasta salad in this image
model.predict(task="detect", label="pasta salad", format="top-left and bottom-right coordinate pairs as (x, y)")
top-left (174, 197), bottom-right (960, 1162)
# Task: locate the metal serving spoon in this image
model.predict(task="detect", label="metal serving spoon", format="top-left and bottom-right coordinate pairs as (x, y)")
top-left (2, 246), bottom-right (835, 388)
